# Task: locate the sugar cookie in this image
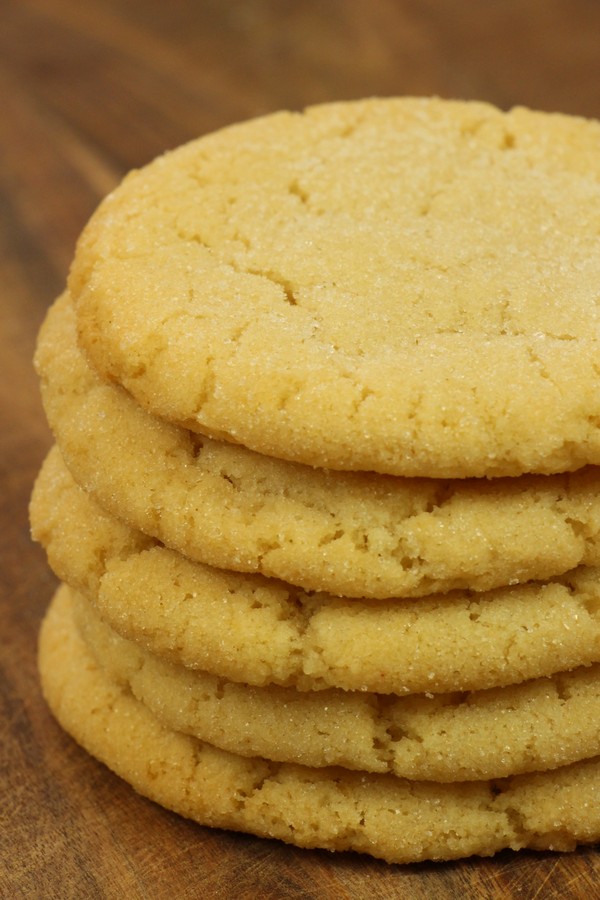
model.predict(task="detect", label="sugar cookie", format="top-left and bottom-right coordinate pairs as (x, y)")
top-left (69, 98), bottom-right (600, 477)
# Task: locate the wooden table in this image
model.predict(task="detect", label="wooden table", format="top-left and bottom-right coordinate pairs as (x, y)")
top-left (3, 1), bottom-right (600, 896)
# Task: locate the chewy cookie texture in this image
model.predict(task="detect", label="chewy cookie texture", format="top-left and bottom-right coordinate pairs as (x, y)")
top-left (31, 97), bottom-right (600, 863)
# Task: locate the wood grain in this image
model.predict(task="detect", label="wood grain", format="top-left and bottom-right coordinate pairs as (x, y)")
top-left (2, 1), bottom-right (600, 895)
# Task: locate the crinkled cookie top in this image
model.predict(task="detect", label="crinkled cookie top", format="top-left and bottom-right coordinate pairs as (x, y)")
top-left (70, 97), bottom-right (600, 477)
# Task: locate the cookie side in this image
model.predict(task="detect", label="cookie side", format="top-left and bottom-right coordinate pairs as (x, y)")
top-left (74, 585), bottom-right (600, 782)
top-left (39, 585), bottom-right (600, 863)
top-left (31, 449), bottom-right (600, 695)
top-left (35, 295), bottom-right (600, 599)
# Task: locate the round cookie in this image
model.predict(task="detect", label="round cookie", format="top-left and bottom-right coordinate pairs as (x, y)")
top-left (73, 586), bottom-right (600, 782)
top-left (39, 584), bottom-right (600, 863)
top-left (31, 447), bottom-right (600, 695)
top-left (68, 97), bottom-right (600, 478)
top-left (35, 294), bottom-right (600, 599)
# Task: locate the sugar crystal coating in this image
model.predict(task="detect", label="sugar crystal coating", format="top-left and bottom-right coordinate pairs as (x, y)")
top-left (70, 98), bottom-right (600, 477)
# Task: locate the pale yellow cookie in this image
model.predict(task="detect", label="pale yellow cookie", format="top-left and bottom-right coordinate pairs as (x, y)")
top-left (34, 295), bottom-right (600, 599)
top-left (39, 584), bottom-right (600, 863)
top-left (30, 448), bottom-right (600, 695)
top-left (73, 586), bottom-right (600, 782)
top-left (69, 97), bottom-right (600, 478)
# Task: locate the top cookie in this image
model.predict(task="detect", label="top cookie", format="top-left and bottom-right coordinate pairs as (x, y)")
top-left (69, 97), bottom-right (600, 477)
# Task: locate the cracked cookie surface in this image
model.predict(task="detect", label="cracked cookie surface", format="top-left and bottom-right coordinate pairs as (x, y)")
top-left (68, 97), bottom-right (600, 478)
top-left (35, 295), bottom-right (600, 599)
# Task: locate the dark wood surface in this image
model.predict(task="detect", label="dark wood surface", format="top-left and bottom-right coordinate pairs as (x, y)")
top-left (3, 1), bottom-right (600, 896)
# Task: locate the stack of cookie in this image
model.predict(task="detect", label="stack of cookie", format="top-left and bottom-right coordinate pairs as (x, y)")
top-left (31, 98), bottom-right (600, 863)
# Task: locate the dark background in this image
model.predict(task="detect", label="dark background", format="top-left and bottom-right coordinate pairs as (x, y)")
top-left (2, 2), bottom-right (600, 896)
